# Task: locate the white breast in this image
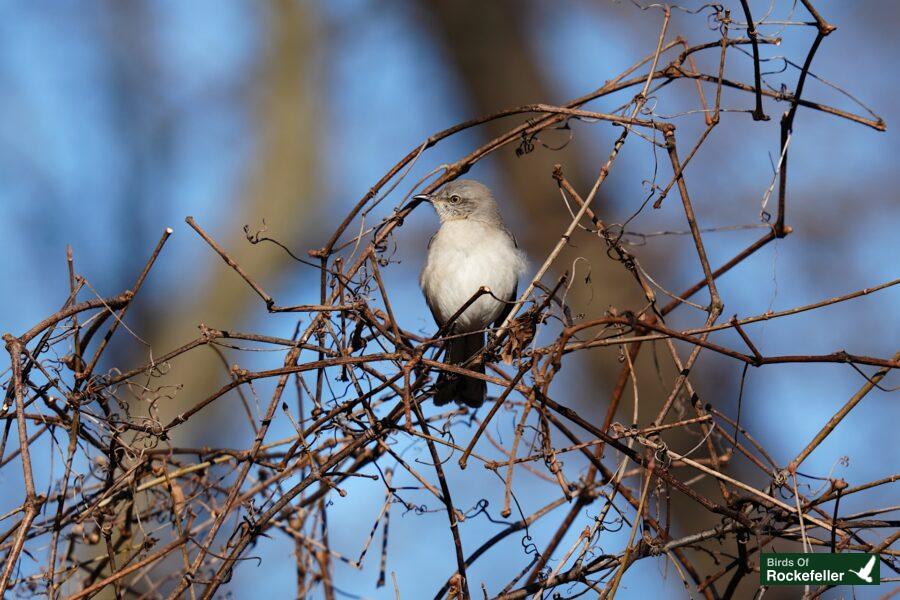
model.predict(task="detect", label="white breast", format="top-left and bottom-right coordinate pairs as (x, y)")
top-left (420, 220), bottom-right (526, 332)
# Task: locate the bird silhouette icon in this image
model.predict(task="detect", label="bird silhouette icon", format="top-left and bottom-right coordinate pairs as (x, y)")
top-left (848, 555), bottom-right (877, 583)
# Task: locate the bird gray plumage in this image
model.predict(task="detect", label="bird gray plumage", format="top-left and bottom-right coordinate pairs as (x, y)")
top-left (418, 180), bottom-right (526, 407)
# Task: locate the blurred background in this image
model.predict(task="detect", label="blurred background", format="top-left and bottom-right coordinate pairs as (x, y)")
top-left (1, 1), bottom-right (897, 598)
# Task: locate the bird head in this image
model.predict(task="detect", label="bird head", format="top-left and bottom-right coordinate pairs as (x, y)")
top-left (415, 179), bottom-right (502, 224)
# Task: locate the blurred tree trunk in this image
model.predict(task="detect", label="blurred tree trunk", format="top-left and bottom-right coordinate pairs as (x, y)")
top-left (81, 3), bottom-right (320, 595)
top-left (149, 0), bottom-right (321, 443)
top-left (417, 0), bottom-right (663, 432)
top-left (418, 0), bottom-right (730, 590)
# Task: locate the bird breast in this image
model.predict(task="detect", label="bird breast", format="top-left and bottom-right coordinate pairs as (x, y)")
top-left (420, 220), bottom-right (526, 332)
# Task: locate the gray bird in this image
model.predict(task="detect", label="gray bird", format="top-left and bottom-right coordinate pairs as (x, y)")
top-left (417, 180), bottom-right (526, 407)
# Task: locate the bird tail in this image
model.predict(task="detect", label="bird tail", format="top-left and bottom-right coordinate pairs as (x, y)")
top-left (435, 332), bottom-right (486, 408)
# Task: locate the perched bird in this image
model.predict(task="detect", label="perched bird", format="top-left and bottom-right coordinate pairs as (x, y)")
top-left (417, 180), bottom-right (526, 407)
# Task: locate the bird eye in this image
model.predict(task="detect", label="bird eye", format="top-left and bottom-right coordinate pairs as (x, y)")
top-left (449, 195), bottom-right (461, 204)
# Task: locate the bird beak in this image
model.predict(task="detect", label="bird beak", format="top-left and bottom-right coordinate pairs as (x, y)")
top-left (413, 193), bottom-right (432, 203)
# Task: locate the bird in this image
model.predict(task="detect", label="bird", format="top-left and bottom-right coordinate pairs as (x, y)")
top-left (849, 555), bottom-right (876, 583)
top-left (417, 180), bottom-right (526, 407)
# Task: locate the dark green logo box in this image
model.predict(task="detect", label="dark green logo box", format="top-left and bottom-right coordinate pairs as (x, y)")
top-left (761, 553), bottom-right (880, 586)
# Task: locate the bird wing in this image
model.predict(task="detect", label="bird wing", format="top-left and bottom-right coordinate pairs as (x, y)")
top-left (491, 226), bottom-right (522, 328)
top-left (494, 284), bottom-right (518, 328)
top-left (502, 225), bottom-right (519, 248)
top-left (860, 555), bottom-right (876, 577)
